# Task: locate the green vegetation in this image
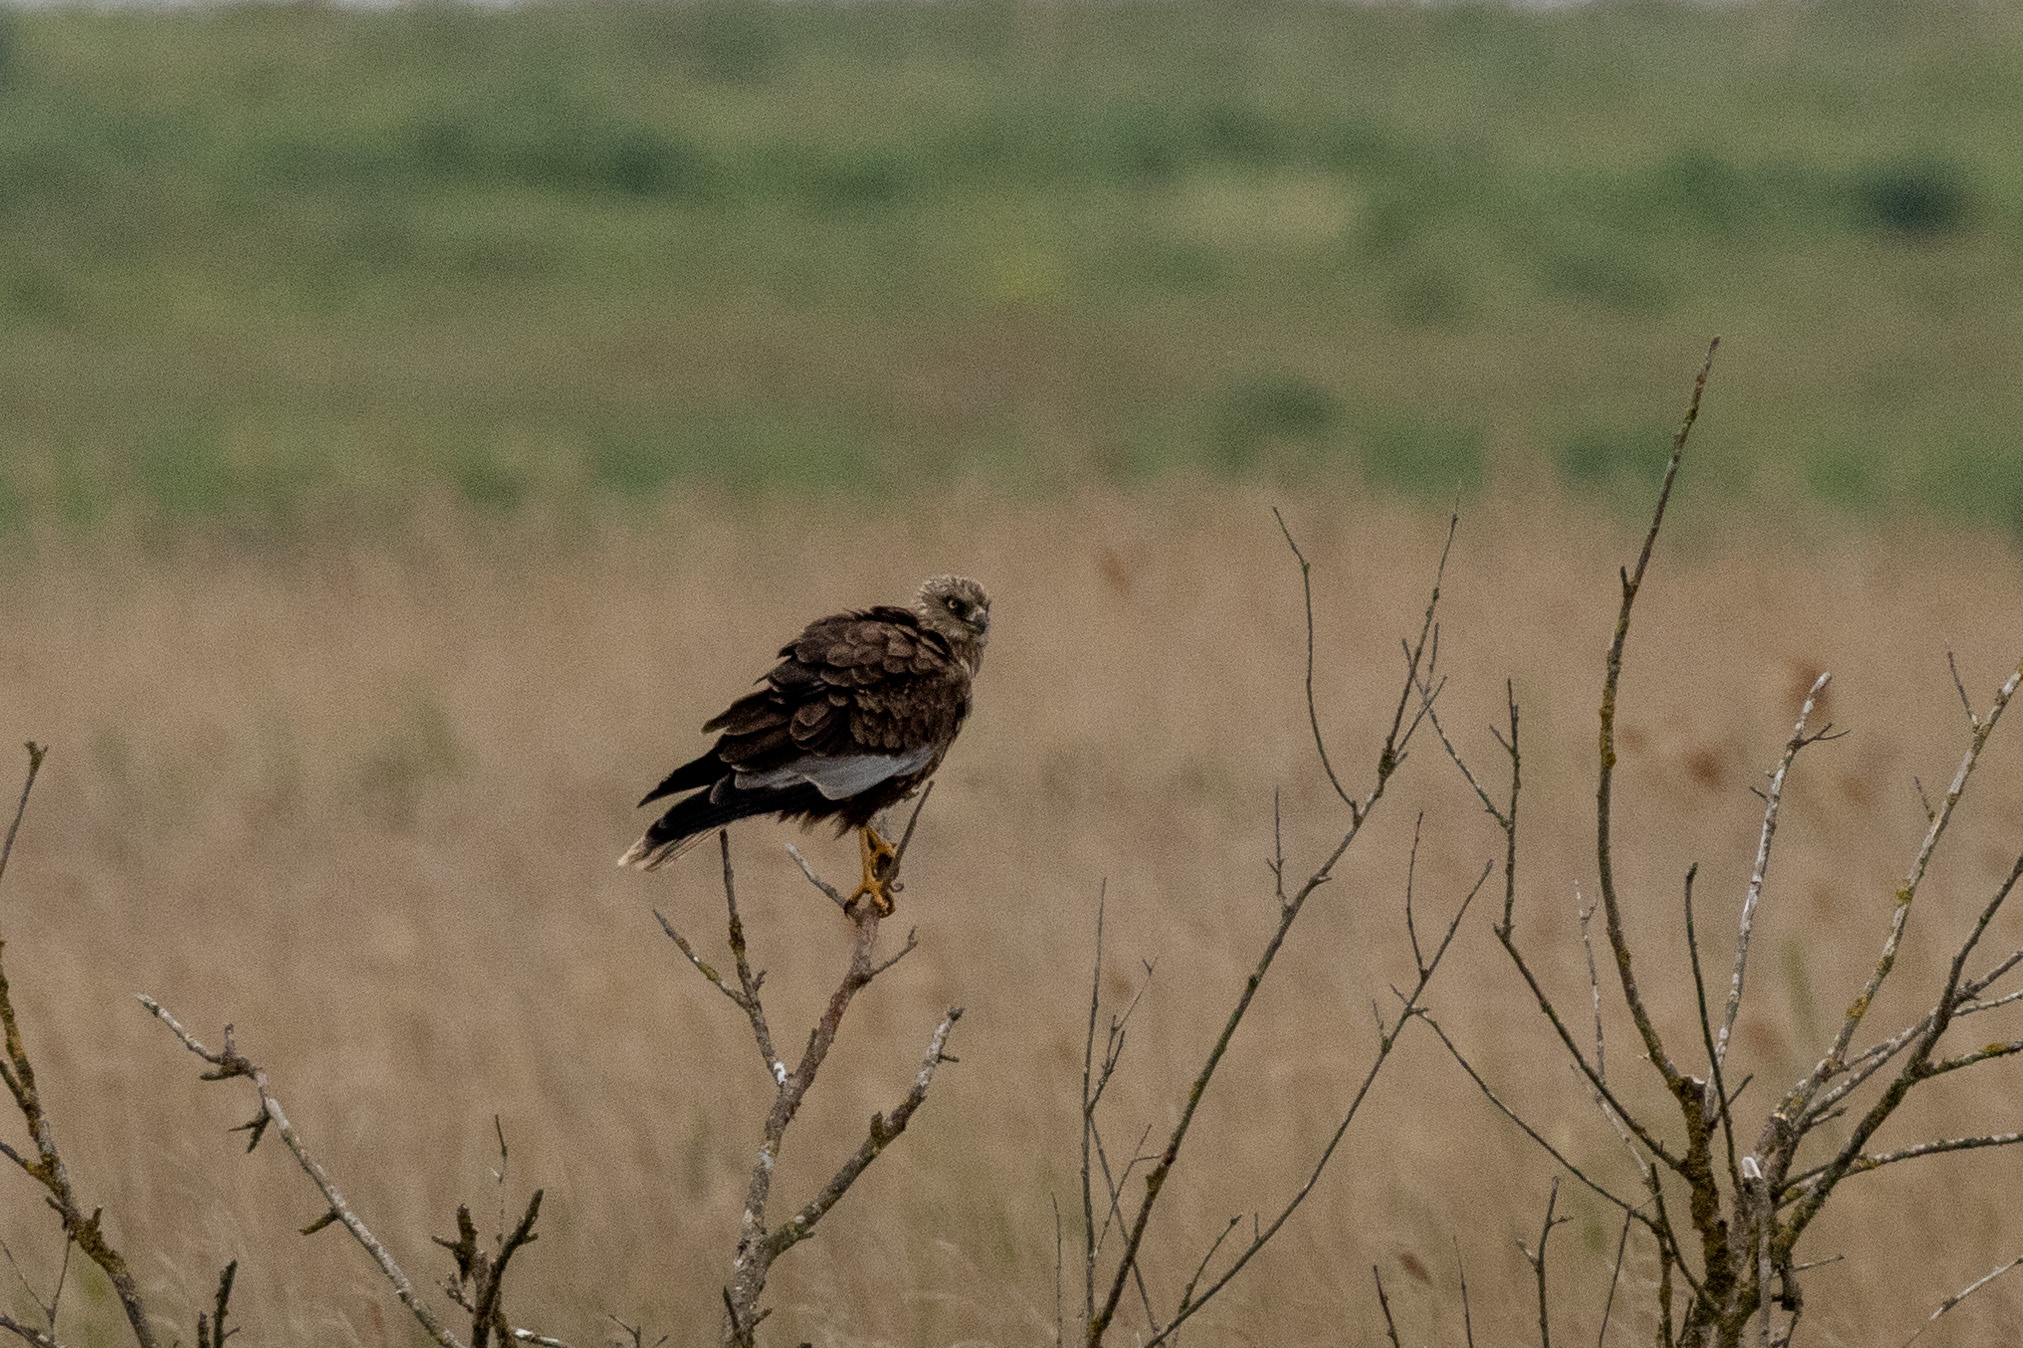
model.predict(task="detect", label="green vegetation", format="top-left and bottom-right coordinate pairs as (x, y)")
top-left (2, 0), bottom-right (2022, 534)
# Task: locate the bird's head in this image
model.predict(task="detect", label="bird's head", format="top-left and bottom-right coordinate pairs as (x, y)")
top-left (915, 574), bottom-right (991, 665)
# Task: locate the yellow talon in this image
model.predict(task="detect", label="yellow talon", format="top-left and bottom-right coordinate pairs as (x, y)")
top-left (847, 825), bottom-right (899, 915)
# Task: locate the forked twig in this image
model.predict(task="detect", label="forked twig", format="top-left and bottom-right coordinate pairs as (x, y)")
top-left (1519, 1179), bottom-right (1566, 1348)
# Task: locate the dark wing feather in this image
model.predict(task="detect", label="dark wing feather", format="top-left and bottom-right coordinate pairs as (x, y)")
top-left (637, 748), bottom-right (724, 808)
top-left (707, 606), bottom-right (970, 771)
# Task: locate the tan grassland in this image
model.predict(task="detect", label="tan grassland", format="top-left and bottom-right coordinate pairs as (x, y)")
top-left (2, 486), bottom-right (2022, 1347)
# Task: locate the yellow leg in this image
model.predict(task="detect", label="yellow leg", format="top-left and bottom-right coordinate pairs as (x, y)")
top-left (847, 824), bottom-right (899, 915)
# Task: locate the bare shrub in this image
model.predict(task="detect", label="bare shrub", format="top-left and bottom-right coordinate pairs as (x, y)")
top-left (1068, 513), bottom-right (1481, 1345)
top-left (1424, 340), bottom-right (2023, 1345)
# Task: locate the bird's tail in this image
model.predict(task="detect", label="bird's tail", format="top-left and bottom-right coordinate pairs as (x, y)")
top-left (616, 779), bottom-right (826, 871)
top-left (616, 829), bottom-right (710, 872)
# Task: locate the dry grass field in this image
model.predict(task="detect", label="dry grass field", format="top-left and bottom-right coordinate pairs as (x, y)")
top-left (3, 486), bottom-right (2023, 1346)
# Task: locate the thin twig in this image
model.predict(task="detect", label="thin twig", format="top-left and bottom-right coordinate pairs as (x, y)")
top-left (1717, 673), bottom-right (1830, 1071)
top-left (1455, 1237), bottom-right (1475, 1348)
top-left (1273, 508), bottom-right (1355, 812)
top-left (891, 782), bottom-right (935, 871)
top-left (1373, 1266), bottom-right (1402, 1348)
top-left (760, 1006), bottom-right (963, 1263)
top-left (784, 844), bottom-right (849, 909)
top-left (1419, 1015), bottom-right (1641, 1217)
top-left (1597, 1208), bottom-right (1633, 1347)
top-left (1578, 891), bottom-right (1605, 1083)
top-left (1140, 865), bottom-right (1482, 1347)
top-left (1052, 1194), bottom-right (1065, 1348)
top-left (1901, 1255), bottom-right (2023, 1347)
top-left (1405, 814), bottom-right (1426, 974)
top-left (1683, 866), bottom-right (1741, 1196)
top-left (1177, 1217), bottom-right (1240, 1316)
top-left (1080, 890), bottom-right (1104, 1332)
top-left (1520, 1179), bottom-right (1565, 1348)
top-left (0, 744), bottom-right (46, 907)
top-left (1591, 340), bottom-right (1720, 1106)
top-left (1947, 651), bottom-right (1980, 730)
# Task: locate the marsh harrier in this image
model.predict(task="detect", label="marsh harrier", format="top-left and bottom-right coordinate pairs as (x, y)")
top-left (619, 575), bottom-right (990, 913)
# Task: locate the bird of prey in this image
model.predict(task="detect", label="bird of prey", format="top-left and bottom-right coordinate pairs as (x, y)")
top-left (619, 575), bottom-right (991, 913)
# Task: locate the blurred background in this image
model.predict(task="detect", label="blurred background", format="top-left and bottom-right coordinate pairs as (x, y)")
top-left (3, 3), bottom-right (2023, 1346)
top-left (0, 0), bottom-right (2021, 534)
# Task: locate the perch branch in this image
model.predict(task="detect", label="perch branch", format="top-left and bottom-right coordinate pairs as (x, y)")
top-left (699, 829), bottom-right (961, 1345)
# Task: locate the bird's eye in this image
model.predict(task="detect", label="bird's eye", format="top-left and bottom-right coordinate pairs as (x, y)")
top-left (945, 597), bottom-right (960, 611)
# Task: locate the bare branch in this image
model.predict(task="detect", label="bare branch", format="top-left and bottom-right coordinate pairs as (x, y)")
top-left (0, 1316), bottom-right (66, 1348)
top-left (1901, 1255), bottom-right (2023, 1347)
top-left (1420, 1013), bottom-right (1641, 1217)
top-left (1520, 1179), bottom-right (1566, 1348)
top-left (0, 743), bottom-right (46, 906)
top-left (1819, 658), bottom-right (2023, 1082)
top-left (140, 996), bottom-right (465, 1348)
top-left (711, 822), bottom-right (960, 1345)
top-left (1178, 1217), bottom-right (1240, 1318)
top-left (890, 781), bottom-right (935, 871)
top-left (1491, 935), bottom-right (1687, 1173)
top-left (1786, 1130), bottom-right (2023, 1191)
top-left (1717, 673), bottom-right (1830, 1071)
top-left (1143, 866), bottom-right (1484, 1346)
top-left (783, 845), bottom-right (849, 910)
top-left (1404, 814), bottom-right (1426, 975)
top-left (1683, 866), bottom-right (1740, 1195)
top-left (1597, 1208), bottom-right (1633, 1348)
top-left (764, 1007), bottom-right (962, 1261)
top-left (1455, 1238), bottom-right (1475, 1348)
top-left (0, 745), bottom-right (161, 1348)
top-left (1372, 1266), bottom-right (1402, 1348)
top-left (1947, 651), bottom-right (1980, 731)
top-left (196, 1259), bottom-right (236, 1348)
top-left (1781, 840), bottom-right (2023, 1242)
top-left (1578, 892), bottom-right (1605, 1083)
top-left (1415, 681), bottom-right (1508, 832)
top-left (604, 1316), bottom-right (665, 1348)
top-left (1591, 340), bottom-right (1720, 1103)
top-left (1079, 890), bottom-right (1104, 1332)
top-left (1274, 508), bottom-right (1355, 813)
